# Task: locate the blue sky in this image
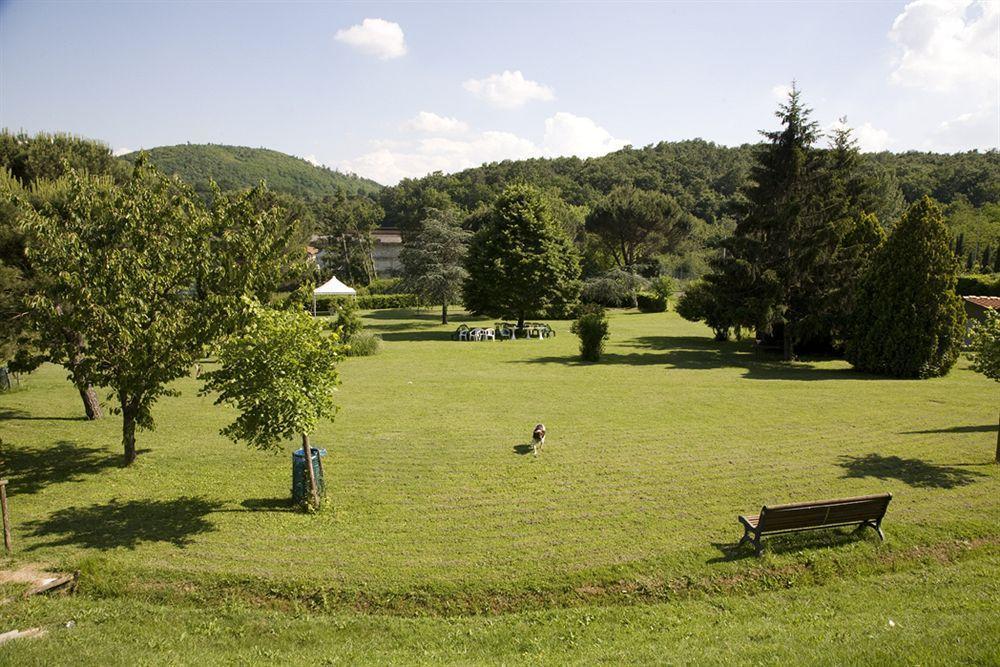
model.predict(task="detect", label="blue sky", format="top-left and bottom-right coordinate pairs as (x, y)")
top-left (1, 1), bottom-right (997, 184)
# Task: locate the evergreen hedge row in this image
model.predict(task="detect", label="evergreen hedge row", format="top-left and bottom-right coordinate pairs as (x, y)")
top-left (956, 274), bottom-right (1000, 296)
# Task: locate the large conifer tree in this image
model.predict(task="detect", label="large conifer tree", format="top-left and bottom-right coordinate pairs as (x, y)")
top-left (847, 196), bottom-right (965, 378)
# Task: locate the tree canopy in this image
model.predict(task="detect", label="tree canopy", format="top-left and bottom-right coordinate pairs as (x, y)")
top-left (400, 208), bottom-right (470, 324)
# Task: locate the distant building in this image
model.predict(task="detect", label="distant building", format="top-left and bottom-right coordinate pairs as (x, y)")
top-left (306, 228), bottom-right (403, 279)
top-left (372, 228), bottom-right (402, 277)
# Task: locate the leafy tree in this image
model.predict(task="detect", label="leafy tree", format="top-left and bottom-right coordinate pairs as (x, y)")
top-left (571, 304), bottom-right (610, 361)
top-left (676, 279), bottom-right (740, 341)
top-left (201, 304), bottom-right (343, 507)
top-left (0, 130), bottom-right (129, 185)
top-left (315, 189), bottom-right (383, 285)
top-left (981, 244), bottom-right (993, 273)
top-left (955, 232), bottom-right (966, 258)
top-left (400, 208), bottom-right (470, 323)
top-left (463, 184), bottom-right (581, 329)
top-left (584, 185), bottom-right (690, 302)
top-left (966, 310), bottom-right (1000, 462)
top-left (847, 197), bottom-right (966, 378)
top-left (16, 160), bottom-right (293, 464)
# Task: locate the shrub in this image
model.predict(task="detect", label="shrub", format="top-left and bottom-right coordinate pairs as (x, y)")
top-left (847, 197), bottom-right (966, 378)
top-left (345, 331), bottom-right (382, 357)
top-left (636, 291), bottom-right (667, 313)
top-left (956, 274), bottom-right (1000, 296)
top-left (571, 304), bottom-right (610, 362)
top-left (675, 280), bottom-right (733, 341)
top-left (332, 298), bottom-right (363, 340)
top-left (649, 275), bottom-right (675, 302)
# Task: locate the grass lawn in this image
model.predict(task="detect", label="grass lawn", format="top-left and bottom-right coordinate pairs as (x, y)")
top-left (0, 309), bottom-right (997, 660)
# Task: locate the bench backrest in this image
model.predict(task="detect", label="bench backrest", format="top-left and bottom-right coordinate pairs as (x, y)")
top-left (758, 493), bottom-right (891, 533)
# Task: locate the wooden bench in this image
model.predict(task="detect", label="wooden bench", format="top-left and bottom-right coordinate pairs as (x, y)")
top-left (738, 493), bottom-right (891, 556)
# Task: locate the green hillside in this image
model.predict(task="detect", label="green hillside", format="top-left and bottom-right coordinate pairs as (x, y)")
top-left (122, 144), bottom-right (382, 199)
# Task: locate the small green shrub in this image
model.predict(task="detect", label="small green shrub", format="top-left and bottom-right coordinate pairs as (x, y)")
top-left (636, 291), bottom-right (667, 313)
top-left (649, 275), bottom-right (675, 301)
top-left (332, 299), bottom-right (363, 339)
top-left (571, 304), bottom-right (610, 362)
top-left (345, 331), bottom-right (382, 357)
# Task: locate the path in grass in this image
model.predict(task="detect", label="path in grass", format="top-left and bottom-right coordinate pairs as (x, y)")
top-left (0, 310), bottom-right (997, 609)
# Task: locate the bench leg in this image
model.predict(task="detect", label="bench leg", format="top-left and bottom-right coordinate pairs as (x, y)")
top-left (854, 520), bottom-right (886, 541)
top-left (754, 535), bottom-right (764, 557)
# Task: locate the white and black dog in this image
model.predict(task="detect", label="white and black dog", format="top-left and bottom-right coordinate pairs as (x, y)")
top-left (531, 423), bottom-right (546, 454)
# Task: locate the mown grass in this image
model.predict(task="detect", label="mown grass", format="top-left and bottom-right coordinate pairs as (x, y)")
top-left (0, 309), bottom-right (997, 658)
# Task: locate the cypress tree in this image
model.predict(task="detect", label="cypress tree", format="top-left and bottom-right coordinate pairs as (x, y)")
top-left (981, 244), bottom-right (993, 273)
top-left (993, 246), bottom-right (1000, 274)
top-left (847, 197), bottom-right (965, 378)
top-left (966, 250), bottom-right (977, 272)
top-left (954, 232), bottom-right (965, 258)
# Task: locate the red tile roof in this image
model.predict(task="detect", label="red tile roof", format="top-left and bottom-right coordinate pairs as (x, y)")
top-left (963, 295), bottom-right (1000, 309)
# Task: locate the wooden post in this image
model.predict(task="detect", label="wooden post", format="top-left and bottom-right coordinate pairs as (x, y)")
top-left (1, 480), bottom-right (11, 554)
top-left (301, 434), bottom-right (320, 509)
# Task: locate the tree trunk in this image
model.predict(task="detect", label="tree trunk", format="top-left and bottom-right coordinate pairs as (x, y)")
top-left (122, 404), bottom-right (138, 466)
top-left (995, 408), bottom-right (999, 464)
top-left (77, 383), bottom-right (102, 420)
top-left (782, 323), bottom-right (794, 361)
top-left (302, 433), bottom-right (320, 509)
top-left (517, 313), bottom-right (525, 332)
top-left (441, 302), bottom-right (448, 325)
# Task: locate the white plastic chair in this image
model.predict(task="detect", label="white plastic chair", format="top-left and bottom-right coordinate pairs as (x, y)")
top-left (458, 328), bottom-right (469, 341)
top-left (482, 328), bottom-right (496, 341)
top-left (469, 328), bottom-right (482, 341)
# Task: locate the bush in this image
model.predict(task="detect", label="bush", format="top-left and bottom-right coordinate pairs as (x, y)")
top-left (571, 304), bottom-right (610, 362)
top-left (649, 275), bottom-right (675, 301)
top-left (675, 280), bottom-right (733, 341)
top-left (956, 274), bottom-right (1000, 296)
top-left (636, 291), bottom-right (667, 313)
top-left (345, 331), bottom-right (382, 357)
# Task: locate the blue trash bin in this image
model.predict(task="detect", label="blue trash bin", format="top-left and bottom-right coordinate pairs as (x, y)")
top-left (291, 447), bottom-right (327, 503)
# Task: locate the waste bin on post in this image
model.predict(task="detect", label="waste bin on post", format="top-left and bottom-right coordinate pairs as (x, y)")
top-left (291, 447), bottom-right (327, 504)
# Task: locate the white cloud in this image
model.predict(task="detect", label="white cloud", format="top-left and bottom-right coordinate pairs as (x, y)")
top-left (771, 84), bottom-right (793, 101)
top-left (339, 112), bottom-right (625, 184)
top-left (930, 103), bottom-right (1000, 151)
top-left (542, 112), bottom-right (628, 158)
top-left (303, 154), bottom-right (323, 167)
top-left (402, 111), bottom-right (469, 135)
top-left (112, 147), bottom-right (132, 157)
top-left (463, 70), bottom-right (555, 108)
top-left (826, 119), bottom-right (892, 152)
top-left (889, 0), bottom-right (999, 95)
top-left (335, 18), bottom-right (407, 60)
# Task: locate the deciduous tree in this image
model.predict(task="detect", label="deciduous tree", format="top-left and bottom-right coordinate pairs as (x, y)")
top-left (400, 208), bottom-right (470, 324)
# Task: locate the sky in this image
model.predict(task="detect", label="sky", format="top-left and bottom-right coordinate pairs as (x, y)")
top-left (1, 1), bottom-right (997, 185)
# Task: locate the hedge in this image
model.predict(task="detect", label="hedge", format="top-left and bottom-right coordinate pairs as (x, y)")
top-left (313, 294), bottom-right (422, 312)
top-left (956, 274), bottom-right (1000, 296)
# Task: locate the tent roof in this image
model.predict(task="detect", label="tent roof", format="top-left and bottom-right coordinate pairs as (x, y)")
top-left (314, 276), bottom-right (357, 296)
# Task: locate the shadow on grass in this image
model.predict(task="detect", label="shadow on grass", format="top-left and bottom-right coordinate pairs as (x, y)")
top-left (363, 308), bottom-right (471, 323)
top-left (239, 497), bottom-right (295, 512)
top-left (902, 424), bottom-right (998, 435)
top-left (379, 331), bottom-right (453, 342)
top-left (513, 443), bottom-right (535, 455)
top-left (708, 528), bottom-right (874, 563)
top-left (513, 335), bottom-right (885, 381)
top-left (838, 453), bottom-right (988, 489)
top-left (0, 440), bottom-right (129, 495)
top-left (25, 497), bottom-right (220, 550)
top-left (0, 409), bottom-right (88, 422)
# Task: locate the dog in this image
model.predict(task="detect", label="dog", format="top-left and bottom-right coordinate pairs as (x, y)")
top-left (531, 423), bottom-right (546, 454)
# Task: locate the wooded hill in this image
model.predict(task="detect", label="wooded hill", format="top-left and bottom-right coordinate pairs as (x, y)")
top-left (379, 141), bottom-right (1000, 252)
top-left (121, 144), bottom-right (382, 200)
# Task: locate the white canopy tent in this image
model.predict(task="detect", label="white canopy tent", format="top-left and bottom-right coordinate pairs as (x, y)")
top-left (312, 276), bottom-right (356, 315)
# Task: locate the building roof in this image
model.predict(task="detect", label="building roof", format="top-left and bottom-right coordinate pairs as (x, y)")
top-left (963, 295), bottom-right (1000, 309)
